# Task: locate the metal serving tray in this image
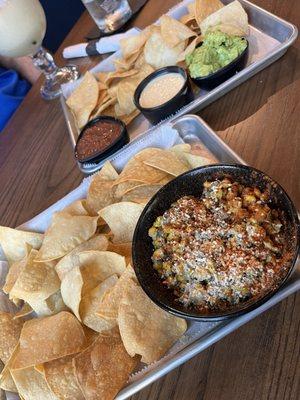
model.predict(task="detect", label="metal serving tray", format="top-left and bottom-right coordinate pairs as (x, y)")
top-left (61, 0), bottom-right (298, 175)
top-left (115, 114), bottom-right (300, 400)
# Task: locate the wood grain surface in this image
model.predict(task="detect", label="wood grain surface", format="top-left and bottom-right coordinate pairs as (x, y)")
top-left (0, 1), bottom-right (299, 399)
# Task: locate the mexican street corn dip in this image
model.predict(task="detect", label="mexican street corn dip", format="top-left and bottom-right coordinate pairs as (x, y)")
top-left (149, 178), bottom-right (291, 313)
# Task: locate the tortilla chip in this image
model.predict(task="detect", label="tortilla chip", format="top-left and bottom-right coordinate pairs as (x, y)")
top-left (118, 280), bottom-right (187, 364)
top-left (10, 249), bottom-right (60, 303)
top-left (144, 30), bottom-right (185, 69)
top-left (177, 35), bottom-right (203, 61)
top-left (104, 69), bottom-right (139, 86)
top-left (61, 266), bottom-right (83, 320)
top-left (55, 235), bottom-right (109, 280)
top-left (0, 227), bottom-right (43, 266)
top-left (62, 200), bottom-right (89, 216)
top-left (194, 0), bottom-right (224, 26)
top-left (121, 183), bottom-right (163, 203)
top-left (107, 241), bottom-right (132, 264)
top-left (44, 355), bottom-right (85, 400)
top-left (160, 15), bottom-right (196, 47)
top-left (118, 108), bottom-right (140, 125)
top-left (3, 254), bottom-right (28, 295)
top-left (11, 367), bottom-right (58, 400)
top-left (200, 0), bottom-right (249, 36)
top-left (98, 202), bottom-right (144, 243)
top-left (0, 312), bottom-right (23, 363)
top-left (86, 162), bottom-right (119, 216)
top-left (91, 96), bottom-right (118, 119)
top-left (116, 65), bottom-right (154, 115)
top-left (120, 28), bottom-right (150, 59)
top-left (66, 71), bottom-right (99, 129)
top-left (183, 152), bottom-right (214, 168)
top-left (96, 266), bottom-right (136, 321)
top-left (80, 275), bottom-right (118, 332)
top-left (11, 312), bottom-right (86, 370)
top-left (28, 290), bottom-right (67, 317)
top-left (36, 213), bottom-right (98, 262)
top-left (0, 344), bottom-right (19, 392)
top-left (79, 250), bottom-right (126, 295)
top-left (143, 150), bottom-right (188, 177)
top-left (73, 328), bottom-right (138, 400)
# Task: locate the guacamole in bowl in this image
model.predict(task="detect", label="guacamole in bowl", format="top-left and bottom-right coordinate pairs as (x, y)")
top-left (186, 31), bottom-right (248, 79)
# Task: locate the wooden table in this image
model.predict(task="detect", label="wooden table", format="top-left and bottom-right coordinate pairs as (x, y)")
top-left (1, 1), bottom-right (299, 399)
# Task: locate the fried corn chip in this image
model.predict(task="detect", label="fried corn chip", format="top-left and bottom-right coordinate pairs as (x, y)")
top-left (118, 280), bottom-right (187, 364)
top-left (0, 227), bottom-right (43, 266)
top-left (80, 275), bottom-right (118, 332)
top-left (121, 183), bottom-right (163, 203)
top-left (177, 35), bottom-right (203, 61)
top-left (194, 0), bottom-right (224, 26)
top-left (55, 235), bottom-right (109, 280)
top-left (86, 162), bottom-right (119, 216)
top-left (44, 355), bottom-right (85, 400)
top-left (160, 15), bottom-right (196, 47)
top-left (183, 152), bottom-right (214, 168)
top-left (120, 28), bottom-right (150, 59)
top-left (11, 312), bottom-right (86, 369)
top-left (144, 30), bottom-right (185, 69)
top-left (0, 344), bottom-right (19, 392)
top-left (10, 249), bottom-right (60, 303)
top-left (13, 303), bottom-right (34, 320)
top-left (62, 200), bottom-right (89, 216)
top-left (96, 266), bottom-right (136, 321)
top-left (143, 150), bottom-right (188, 177)
top-left (0, 312), bottom-right (23, 363)
top-left (73, 328), bottom-right (138, 400)
top-left (200, 0), bottom-right (249, 36)
top-left (36, 213), bottom-right (98, 262)
top-left (66, 71), bottom-right (99, 129)
top-left (61, 266), bottom-right (83, 320)
top-left (28, 290), bottom-right (67, 317)
top-left (11, 367), bottom-right (58, 400)
top-left (107, 242), bottom-right (132, 264)
top-left (3, 253), bottom-right (28, 295)
top-left (98, 202), bottom-right (144, 243)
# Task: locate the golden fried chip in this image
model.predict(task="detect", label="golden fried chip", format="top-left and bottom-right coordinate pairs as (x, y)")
top-left (55, 235), bottom-right (109, 280)
top-left (104, 69), bottom-right (139, 85)
top-left (10, 249), bottom-right (60, 303)
top-left (28, 290), bottom-right (67, 317)
top-left (79, 250), bottom-right (126, 294)
top-left (36, 213), bottom-right (98, 262)
top-left (62, 200), bottom-right (89, 216)
top-left (118, 109), bottom-right (140, 125)
top-left (143, 150), bottom-right (188, 177)
top-left (73, 328), bottom-right (138, 400)
top-left (0, 344), bottom-right (19, 392)
top-left (96, 266), bottom-right (136, 321)
top-left (66, 71), bottom-right (99, 129)
top-left (118, 280), bottom-right (187, 364)
top-left (80, 275), bottom-right (118, 332)
top-left (98, 202), bottom-right (144, 243)
top-left (91, 96), bottom-right (117, 119)
top-left (177, 35), bottom-right (203, 61)
top-left (12, 312), bottom-right (86, 369)
top-left (194, 0), bottom-right (224, 26)
top-left (3, 253), bottom-right (28, 295)
top-left (144, 30), bottom-right (185, 69)
top-left (44, 355), bottom-right (85, 400)
top-left (200, 0), bottom-right (249, 36)
top-left (120, 28), bottom-right (150, 59)
top-left (183, 152), bottom-right (214, 168)
top-left (107, 242), bottom-right (132, 264)
top-left (11, 367), bottom-right (58, 400)
top-left (61, 266), bottom-right (83, 320)
top-left (0, 312), bottom-right (23, 363)
top-left (86, 162), bottom-right (119, 216)
top-left (160, 15), bottom-right (196, 47)
top-left (116, 65), bottom-right (154, 115)
top-left (0, 227), bottom-right (43, 265)
top-left (121, 183), bottom-right (163, 203)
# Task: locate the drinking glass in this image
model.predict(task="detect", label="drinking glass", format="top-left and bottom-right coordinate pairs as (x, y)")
top-left (81, 0), bottom-right (132, 33)
top-left (0, 0), bottom-right (80, 100)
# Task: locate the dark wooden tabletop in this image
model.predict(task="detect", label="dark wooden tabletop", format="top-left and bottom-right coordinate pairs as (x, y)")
top-left (1, 1), bottom-right (299, 399)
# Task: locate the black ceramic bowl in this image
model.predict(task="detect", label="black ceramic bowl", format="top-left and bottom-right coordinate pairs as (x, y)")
top-left (132, 164), bottom-right (300, 321)
top-left (190, 39), bottom-right (249, 91)
top-left (75, 116), bottom-right (129, 164)
top-left (134, 66), bottom-right (194, 125)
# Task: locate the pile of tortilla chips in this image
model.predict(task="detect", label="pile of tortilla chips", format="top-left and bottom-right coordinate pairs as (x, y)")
top-left (0, 145), bottom-right (217, 400)
top-left (66, 1), bottom-right (248, 131)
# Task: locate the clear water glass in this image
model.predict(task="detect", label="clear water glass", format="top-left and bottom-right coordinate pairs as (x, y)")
top-left (81, 0), bottom-right (132, 33)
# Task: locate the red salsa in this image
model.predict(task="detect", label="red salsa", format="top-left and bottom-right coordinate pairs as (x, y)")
top-left (75, 121), bottom-right (122, 160)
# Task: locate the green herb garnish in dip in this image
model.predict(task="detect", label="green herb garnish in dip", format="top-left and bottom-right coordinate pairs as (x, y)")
top-left (185, 31), bottom-right (247, 78)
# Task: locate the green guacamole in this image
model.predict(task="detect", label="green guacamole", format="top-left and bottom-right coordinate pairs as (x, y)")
top-left (185, 31), bottom-right (247, 78)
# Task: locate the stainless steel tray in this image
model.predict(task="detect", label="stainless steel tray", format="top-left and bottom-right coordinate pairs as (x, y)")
top-left (61, 0), bottom-right (298, 175)
top-left (114, 114), bottom-right (300, 400)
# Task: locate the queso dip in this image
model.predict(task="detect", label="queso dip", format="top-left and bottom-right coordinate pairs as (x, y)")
top-left (139, 73), bottom-right (185, 109)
